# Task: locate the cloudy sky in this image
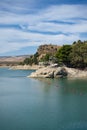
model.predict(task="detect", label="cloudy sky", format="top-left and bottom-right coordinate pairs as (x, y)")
top-left (0, 0), bottom-right (87, 56)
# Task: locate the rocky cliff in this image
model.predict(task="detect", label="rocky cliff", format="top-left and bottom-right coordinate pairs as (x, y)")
top-left (37, 44), bottom-right (61, 55)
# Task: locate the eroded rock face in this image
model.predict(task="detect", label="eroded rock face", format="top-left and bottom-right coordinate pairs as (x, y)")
top-left (54, 67), bottom-right (68, 78)
top-left (28, 66), bottom-right (87, 79)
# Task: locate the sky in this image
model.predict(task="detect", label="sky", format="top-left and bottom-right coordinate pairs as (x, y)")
top-left (0, 0), bottom-right (87, 56)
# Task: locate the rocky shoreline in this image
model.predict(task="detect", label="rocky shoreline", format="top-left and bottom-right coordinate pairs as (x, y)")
top-left (5, 64), bottom-right (87, 79)
top-left (28, 66), bottom-right (87, 79)
top-left (9, 65), bottom-right (44, 70)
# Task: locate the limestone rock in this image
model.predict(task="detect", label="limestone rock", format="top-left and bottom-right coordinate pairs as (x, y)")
top-left (28, 66), bottom-right (87, 79)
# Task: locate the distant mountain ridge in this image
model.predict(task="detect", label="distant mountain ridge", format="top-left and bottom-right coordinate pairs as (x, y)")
top-left (0, 55), bottom-right (30, 66)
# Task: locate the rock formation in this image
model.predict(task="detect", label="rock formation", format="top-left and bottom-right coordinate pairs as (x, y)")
top-left (28, 66), bottom-right (87, 79)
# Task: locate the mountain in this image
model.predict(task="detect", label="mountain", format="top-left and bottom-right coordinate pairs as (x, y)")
top-left (0, 55), bottom-right (30, 66)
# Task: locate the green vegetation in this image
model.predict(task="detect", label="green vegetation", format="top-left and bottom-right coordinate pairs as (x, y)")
top-left (55, 40), bottom-right (87, 69)
top-left (40, 54), bottom-right (50, 62)
top-left (23, 57), bottom-right (33, 65)
top-left (70, 41), bottom-right (87, 69)
top-left (22, 52), bottom-right (39, 65)
top-left (55, 45), bottom-right (72, 66)
top-left (21, 40), bottom-right (87, 69)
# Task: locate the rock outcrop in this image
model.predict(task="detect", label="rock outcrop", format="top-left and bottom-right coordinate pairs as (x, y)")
top-left (37, 44), bottom-right (61, 56)
top-left (28, 66), bottom-right (87, 79)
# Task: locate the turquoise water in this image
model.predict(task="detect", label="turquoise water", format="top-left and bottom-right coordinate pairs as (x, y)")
top-left (0, 68), bottom-right (87, 130)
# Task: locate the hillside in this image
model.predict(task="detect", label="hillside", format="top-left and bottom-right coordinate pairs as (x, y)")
top-left (37, 44), bottom-right (61, 61)
top-left (22, 41), bottom-right (87, 69)
top-left (0, 55), bottom-right (30, 66)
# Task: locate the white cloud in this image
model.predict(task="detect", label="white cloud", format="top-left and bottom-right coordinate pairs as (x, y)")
top-left (0, 28), bottom-right (80, 54)
top-left (0, 4), bottom-right (87, 54)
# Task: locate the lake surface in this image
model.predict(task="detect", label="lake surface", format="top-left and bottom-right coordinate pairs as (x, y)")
top-left (0, 68), bottom-right (87, 130)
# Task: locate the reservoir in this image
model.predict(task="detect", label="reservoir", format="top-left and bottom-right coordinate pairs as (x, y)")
top-left (0, 68), bottom-right (87, 130)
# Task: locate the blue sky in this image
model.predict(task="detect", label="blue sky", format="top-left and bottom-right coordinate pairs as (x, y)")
top-left (0, 0), bottom-right (87, 56)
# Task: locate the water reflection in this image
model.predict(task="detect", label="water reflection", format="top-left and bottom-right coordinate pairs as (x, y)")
top-left (36, 78), bottom-right (87, 97)
top-left (59, 79), bottom-right (87, 95)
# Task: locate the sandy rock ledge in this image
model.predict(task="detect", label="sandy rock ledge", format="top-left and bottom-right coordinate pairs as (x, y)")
top-left (28, 66), bottom-right (87, 79)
